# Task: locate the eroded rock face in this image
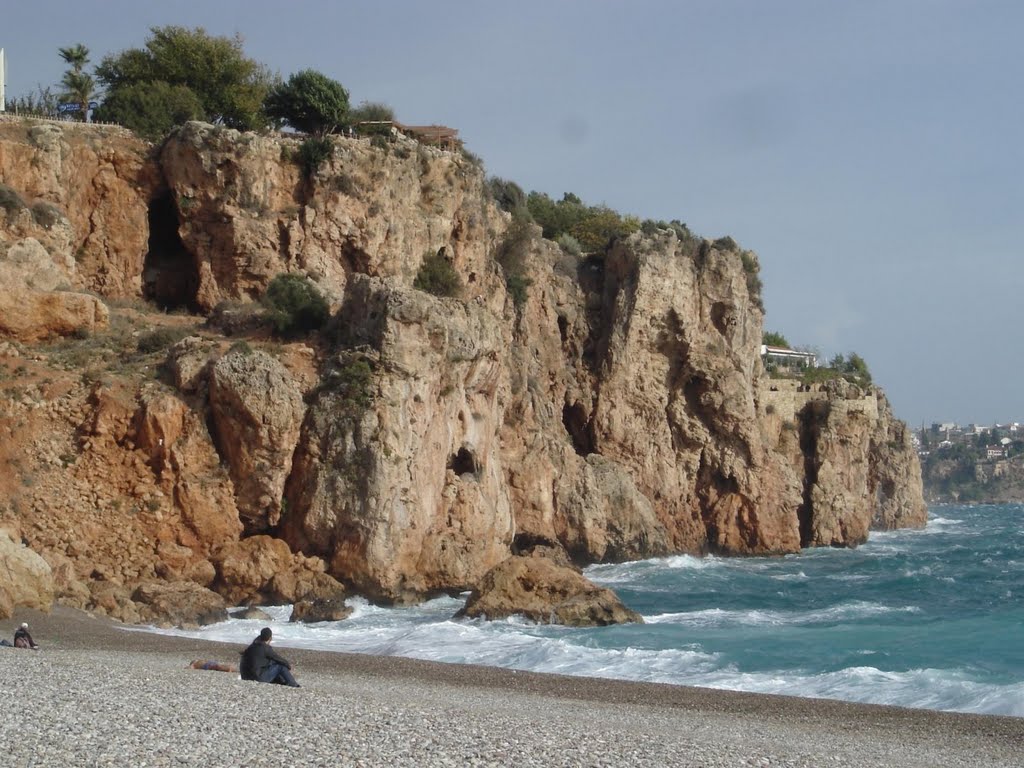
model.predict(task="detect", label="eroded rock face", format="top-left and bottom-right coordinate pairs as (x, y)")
top-left (0, 120), bottom-right (157, 297)
top-left (0, 234), bottom-right (109, 341)
top-left (457, 552), bottom-right (643, 626)
top-left (208, 348), bottom-right (306, 533)
top-left (759, 379), bottom-right (928, 547)
top-left (283, 277), bottom-right (514, 602)
top-left (160, 122), bottom-right (499, 311)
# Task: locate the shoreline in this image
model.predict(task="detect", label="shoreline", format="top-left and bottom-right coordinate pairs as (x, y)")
top-left (2, 606), bottom-right (1023, 766)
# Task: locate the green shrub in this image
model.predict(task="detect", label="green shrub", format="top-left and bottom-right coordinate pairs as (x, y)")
top-left (263, 273), bottom-right (329, 336)
top-left (0, 185), bottom-right (27, 216)
top-left (487, 177), bottom-right (528, 215)
top-left (30, 202), bottom-right (64, 229)
top-left (505, 275), bottom-right (532, 307)
top-left (323, 358), bottom-right (373, 414)
top-left (496, 218), bottom-right (534, 308)
top-left (351, 101), bottom-right (395, 135)
top-left (739, 250), bottom-right (764, 311)
top-left (715, 236), bottom-right (739, 251)
top-left (556, 233), bottom-right (582, 259)
top-left (763, 331), bottom-right (789, 348)
top-left (228, 340), bottom-right (254, 356)
top-left (414, 251), bottom-right (462, 297)
top-left (296, 136), bottom-right (334, 177)
top-left (136, 327), bottom-right (188, 354)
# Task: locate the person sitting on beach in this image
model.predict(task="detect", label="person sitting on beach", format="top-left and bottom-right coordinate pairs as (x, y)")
top-left (13, 623), bottom-right (39, 650)
top-left (239, 628), bottom-right (299, 687)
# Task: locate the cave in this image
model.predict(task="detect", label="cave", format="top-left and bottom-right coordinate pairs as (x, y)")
top-left (448, 447), bottom-right (479, 477)
top-left (143, 192), bottom-right (198, 310)
top-left (562, 401), bottom-right (595, 456)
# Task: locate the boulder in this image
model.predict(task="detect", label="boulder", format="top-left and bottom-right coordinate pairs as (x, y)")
top-left (132, 581), bottom-right (228, 628)
top-left (290, 596), bottom-right (352, 624)
top-left (0, 529), bottom-right (55, 619)
top-left (230, 606), bottom-right (272, 621)
top-left (457, 553), bottom-right (643, 627)
top-left (212, 535), bottom-right (344, 606)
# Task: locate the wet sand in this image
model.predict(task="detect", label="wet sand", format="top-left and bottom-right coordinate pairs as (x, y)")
top-left (1, 606), bottom-right (1021, 767)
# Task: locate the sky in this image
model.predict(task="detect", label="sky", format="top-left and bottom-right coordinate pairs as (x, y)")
top-left (3, 1), bottom-right (1022, 427)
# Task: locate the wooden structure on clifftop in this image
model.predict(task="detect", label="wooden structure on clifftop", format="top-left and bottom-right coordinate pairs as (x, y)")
top-left (356, 120), bottom-right (461, 150)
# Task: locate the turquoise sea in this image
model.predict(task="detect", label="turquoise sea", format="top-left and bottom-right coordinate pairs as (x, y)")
top-left (156, 503), bottom-right (1024, 716)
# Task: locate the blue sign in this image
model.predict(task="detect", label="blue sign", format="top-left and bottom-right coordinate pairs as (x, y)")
top-left (56, 101), bottom-right (98, 113)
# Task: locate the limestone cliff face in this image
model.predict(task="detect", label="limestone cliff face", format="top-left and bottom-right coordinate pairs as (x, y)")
top-left (0, 119), bottom-right (157, 298)
top-left (282, 277), bottom-right (515, 602)
top-left (0, 118), bottom-right (926, 621)
top-left (158, 122), bottom-right (497, 311)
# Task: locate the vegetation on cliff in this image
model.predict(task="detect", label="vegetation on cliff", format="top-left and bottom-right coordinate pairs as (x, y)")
top-left (94, 26), bottom-right (275, 132)
top-left (263, 70), bottom-right (350, 137)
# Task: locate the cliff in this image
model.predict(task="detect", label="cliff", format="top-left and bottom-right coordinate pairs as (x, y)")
top-left (0, 117), bottom-right (927, 622)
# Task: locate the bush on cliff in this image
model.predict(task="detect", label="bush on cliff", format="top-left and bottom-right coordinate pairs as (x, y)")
top-left (92, 81), bottom-right (204, 141)
top-left (801, 352), bottom-right (873, 388)
top-left (487, 177), bottom-right (529, 216)
top-left (350, 101), bottom-right (395, 136)
top-left (263, 274), bottom-right (329, 337)
top-left (525, 191), bottom-right (639, 253)
top-left (496, 217), bottom-right (534, 308)
top-left (414, 251), bottom-right (462, 298)
top-left (0, 185), bottom-right (27, 216)
top-left (263, 69), bottom-right (350, 136)
top-left (95, 26), bottom-right (274, 131)
top-left (295, 137), bottom-right (334, 177)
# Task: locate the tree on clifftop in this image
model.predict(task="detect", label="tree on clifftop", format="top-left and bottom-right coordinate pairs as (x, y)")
top-left (58, 44), bottom-right (94, 121)
top-left (94, 26), bottom-right (274, 133)
top-left (263, 70), bottom-right (350, 136)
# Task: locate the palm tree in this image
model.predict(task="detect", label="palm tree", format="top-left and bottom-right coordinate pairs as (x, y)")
top-left (58, 44), bottom-right (89, 73)
top-left (58, 44), bottom-right (92, 120)
top-left (60, 71), bottom-right (95, 121)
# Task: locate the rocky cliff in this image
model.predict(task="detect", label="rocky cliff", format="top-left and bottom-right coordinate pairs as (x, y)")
top-left (0, 117), bottom-right (927, 623)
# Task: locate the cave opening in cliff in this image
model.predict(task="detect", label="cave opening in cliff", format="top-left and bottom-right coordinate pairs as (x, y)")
top-left (144, 192), bottom-right (198, 311)
top-left (562, 402), bottom-right (595, 456)
top-left (448, 447), bottom-right (479, 478)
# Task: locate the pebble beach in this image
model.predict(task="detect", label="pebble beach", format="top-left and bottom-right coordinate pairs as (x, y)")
top-left (1, 608), bottom-right (1022, 767)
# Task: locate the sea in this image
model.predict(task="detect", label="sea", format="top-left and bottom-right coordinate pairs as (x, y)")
top-left (152, 503), bottom-right (1024, 717)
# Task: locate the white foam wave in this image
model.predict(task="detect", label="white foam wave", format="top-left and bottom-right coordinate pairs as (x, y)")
top-left (645, 601), bottom-right (919, 627)
top-left (698, 666), bottom-right (1024, 717)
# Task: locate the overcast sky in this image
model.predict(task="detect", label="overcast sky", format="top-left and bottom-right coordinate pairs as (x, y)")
top-left (4, 1), bottom-right (1022, 427)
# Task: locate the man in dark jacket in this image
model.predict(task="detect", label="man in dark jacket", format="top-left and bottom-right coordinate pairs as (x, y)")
top-left (240, 627), bottom-right (299, 687)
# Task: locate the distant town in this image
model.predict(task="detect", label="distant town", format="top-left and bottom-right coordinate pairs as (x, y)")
top-left (913, 421), bottom-right (1024, 503)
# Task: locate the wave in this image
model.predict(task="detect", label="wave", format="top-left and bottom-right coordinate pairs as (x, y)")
top-left (645, 601), bottom-right (919, 627)
top-left (699, 666), bottom-right (1024, 717)
top-left (145, 607), bottom-right (1021, 717)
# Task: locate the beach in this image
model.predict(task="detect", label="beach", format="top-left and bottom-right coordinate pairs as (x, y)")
top-left (0, 608), bottom-right (1021, 767)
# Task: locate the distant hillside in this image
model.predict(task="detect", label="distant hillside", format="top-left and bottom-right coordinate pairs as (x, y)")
top-left (921, 447), bottom-right (1024, 503)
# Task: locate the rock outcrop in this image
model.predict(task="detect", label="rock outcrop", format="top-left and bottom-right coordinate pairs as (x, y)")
top-left (0, 117), bottom-right (927, 626)
top-left (457, 552), bottom-right (643, 626)
top-left (0, 527), bottom-right (55, 619)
